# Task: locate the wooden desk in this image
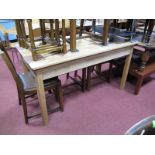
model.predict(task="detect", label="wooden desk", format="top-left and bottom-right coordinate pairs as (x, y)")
top-left (17, 38), bottom-right (135, 125)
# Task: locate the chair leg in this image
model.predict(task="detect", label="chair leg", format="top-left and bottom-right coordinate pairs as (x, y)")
top-left (81, 68), bottom-right (86, 92)
top-left (53, 88), bottom-right (58, 102)
top-left (86, 66), bottom-right (92, 90)
top-left (66, 73), bottom-right (69, 79)
top-left (57, 80), bottom-right (64, 112)
top-left (74, 70), bottom-right (78, 77)
top-left (17, 88), bottom-right (22, 105)
top-left (134, 77), bottom-right (144, 95)
top-left (96, 64), bottom-right (102, 75)
top-left (20, 92), bottom-right (28, 124)
top-left (108, 62), bottom-right (113, 83)
top-left (48, 90), bottom-right (52, 94)
top-left (18, 94), bottom-right (22, 106)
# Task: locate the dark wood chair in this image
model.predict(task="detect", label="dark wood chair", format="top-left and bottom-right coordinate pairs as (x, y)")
top-left (67, 20), bottom-right (109, 91)
top-left (129, 45), bottom-right (155, 95)
top-left (0, 42), bottom-right (64, 124)
top-left (86, 63), bottom-right (108, 90)
top-left (108, 44), bottom-right (155, 95)
top-left (66, 68), bottom-right (87, 92)
top-left (125, 115), bottom-right (155, 135)
top-left (65, 19), bottom-right (87, 92)
top-left (86, 19), bottom-right (110, 90)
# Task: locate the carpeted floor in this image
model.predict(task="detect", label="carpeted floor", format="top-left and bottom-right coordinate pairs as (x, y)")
top-left (0, 48), bottom-right (155, 135)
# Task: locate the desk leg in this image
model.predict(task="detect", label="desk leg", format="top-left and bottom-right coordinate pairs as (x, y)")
top-left (120, 49), bottom-right (133, 89)
top-left (36, 73), bottom-right (48, 125)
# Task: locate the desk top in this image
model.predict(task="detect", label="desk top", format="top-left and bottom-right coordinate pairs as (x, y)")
top-left (137, 42), bottom-right (155, 50)
top-left (18, 38), bottom-right (135, 71)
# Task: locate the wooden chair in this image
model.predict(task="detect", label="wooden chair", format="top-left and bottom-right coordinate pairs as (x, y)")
top-left (112, 19), bottom-right (132, 30)
top-left (86, 19), bottom-right (110, 90)
top-left (79, 19), bottom-right (109, 45)
top-left (79, 19), bottom-right (96, 37)
top-left (39, 19), bottom-right (61, 45)
top-left (129, 44), bottom-right (155, 95)
top-left (0, 42), bottom-right (64, 124)
top-left (2, 32), bottom-right (20, 64)
top-left (15, 19), bottom-right (67, 61)
top-left (66, 20), bottom-right (109, 91)
top-left (65, 19), bottom-right (87, 92)
top-left (108, 44), bottom-right (155, 95)
top-left (29, 19), bottom-right (67, 60)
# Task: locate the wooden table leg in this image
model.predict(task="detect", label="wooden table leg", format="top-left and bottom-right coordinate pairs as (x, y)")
top-left (36, 73), bottom-right (48, 125)
top-left (120, 48), bottom-right (133, 89)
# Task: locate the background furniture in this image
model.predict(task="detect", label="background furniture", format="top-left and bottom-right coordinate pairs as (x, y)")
top-left (66, 19), bottom-right (89, 92)
top-left (130, 44), bottom-right (155, 94)
top-left (109, 43), bottom-right (155, 95)
top-left (79, 19), bottom-right (111, 90)
top-left (108, 19), bottom-right (155, 95)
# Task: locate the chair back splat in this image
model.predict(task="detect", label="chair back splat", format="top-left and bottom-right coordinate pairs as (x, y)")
top-left (0, 43), bottom-right (21, 87)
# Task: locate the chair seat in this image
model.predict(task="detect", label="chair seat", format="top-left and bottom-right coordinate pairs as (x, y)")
top-left (18, 72), bottom-right (58, 93)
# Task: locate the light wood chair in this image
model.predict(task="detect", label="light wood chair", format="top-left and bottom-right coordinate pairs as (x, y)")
top-left (39, 19), bottom-right (62, 45)
top-left (28, 19), bottom-right (67, 60)
top-left (79, 19), bottom-right (96, 37)
top-left (0, 42), bottom-right (64, 124)
top-left (15, 19), bottom-right (27, 48)
top-left (15, 19), bottom-right (67, 61)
